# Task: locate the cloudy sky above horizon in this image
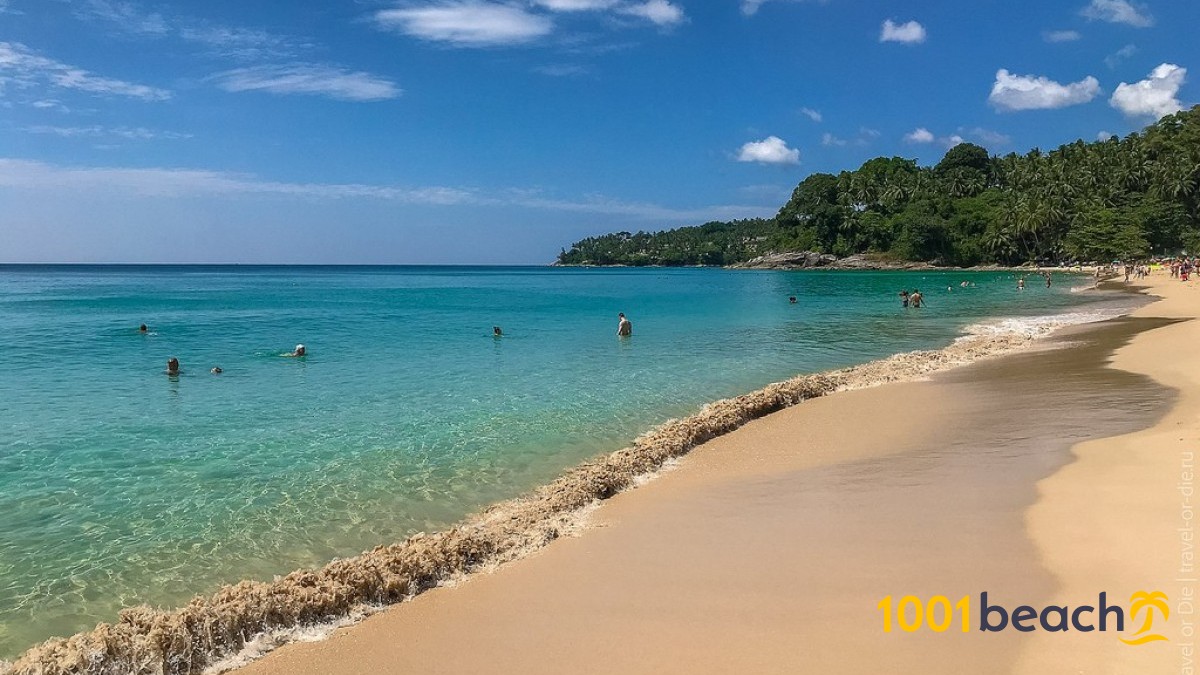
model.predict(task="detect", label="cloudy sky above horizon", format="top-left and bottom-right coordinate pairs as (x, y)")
top-left (0, 0), bottom-right (1196, 263)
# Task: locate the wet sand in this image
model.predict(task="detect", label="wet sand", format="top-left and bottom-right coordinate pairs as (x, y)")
top-left (235, 284), bottom-right (1182, 673)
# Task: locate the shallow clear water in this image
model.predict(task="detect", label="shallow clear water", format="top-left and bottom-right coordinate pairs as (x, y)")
top-left (0, 265), bottom-right (1128, 656)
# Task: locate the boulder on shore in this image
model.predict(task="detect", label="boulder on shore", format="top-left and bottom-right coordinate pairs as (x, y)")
top-left (731, 252), bottom-right (838, 269)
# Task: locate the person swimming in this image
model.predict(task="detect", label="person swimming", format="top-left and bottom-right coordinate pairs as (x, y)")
top-left (788, 296), bottom-right (797, 304)
top-left (617, 313), bottom-right (632, 337)
top-left (139, 324), bottom-right (148, 333)
top-left (210, 366), bottom-right (223, 374)
top-left (285, 344), bottom-right (306, 357)
top-left (166, 357), bottom-right (180, 375)
top-left (493, 326), bottom-right (503, 337)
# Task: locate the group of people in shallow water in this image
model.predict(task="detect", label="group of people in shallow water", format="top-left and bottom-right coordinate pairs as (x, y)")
top-left (898, 289), bottom-right (925, 308)
top-left (141, 322), bottom-right (306, 376)
top-left (152, 312), bottom-right (636, 376)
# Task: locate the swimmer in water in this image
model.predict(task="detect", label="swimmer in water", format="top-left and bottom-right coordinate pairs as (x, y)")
top-left (285, 344), bottom-right (306, 357)
top-left (789, 296), bottom-right (797, 304)
top-left (139, 324), bottom-right (148, 333)
top-left (493, 326), bottom-right (503, 337)
top-left (617, 313), bottom-right (632, 337)
top-left (210, 366), bottom-right (223, 374)
top-left (166, 357), bottom-right (180, 375)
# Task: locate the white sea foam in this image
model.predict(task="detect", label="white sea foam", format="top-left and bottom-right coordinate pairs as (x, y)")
top-left (960, 306), bottom-right (1134, 340)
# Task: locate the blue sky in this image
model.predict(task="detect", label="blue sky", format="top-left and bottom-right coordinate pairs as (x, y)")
top-left (0, 0), bottom-right (1196, 263)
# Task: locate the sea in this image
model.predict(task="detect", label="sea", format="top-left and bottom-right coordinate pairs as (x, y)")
top-left (0, 265), bottom-right (1137, 658)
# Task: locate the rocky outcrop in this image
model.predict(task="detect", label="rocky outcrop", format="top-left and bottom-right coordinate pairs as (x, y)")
top-left (731, 251), bottom-right (838, 269)
top-left (732, 251), bottom-right (938, 270)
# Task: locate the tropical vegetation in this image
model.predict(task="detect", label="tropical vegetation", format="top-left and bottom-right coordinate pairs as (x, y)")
top-left (557, 106), bottom-right (1200, 267)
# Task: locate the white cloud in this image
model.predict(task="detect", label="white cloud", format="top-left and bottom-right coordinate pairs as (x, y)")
top-left (1104, 44), bottom-right (1137, 69)
top-left (534, 63), bottom-right (588, 76)
top-left (904, 127), bottom-right (934, 143)
top-left (943, 134), bottom-right (965, 148)
top-left (618, 0), bottom-right (685, 26)
top-left (821, 132), bottom-right (846, 147)
top-left (799, 107), bottom-right (822, 122)
top-left (988, 69), bottom-right (1100, 111)
top-left (1043, 30), bottom-right (1081, 43)
top-left (23, 125), bottom-right (192, 140)
top-left (179, 25), bottom-right (300, 61)
top-left (374, 2), bottom-right (554, 46)
top-left (737, 136), bottom-right (800, 165)
top-left (1081, 0), bottom-right (1154, 27)
top-left (968, 127), bottom-right (1012, 146)
top-left (0, 41), bottom-right (170, 101)
top-left (1110, 63), bottom-right (1186, 119)
top-left (0, 158), bottom-right (767, 221)
top-left (211, 65), bottom-right (400, 101)
top-left (880, 19), bottom-right (926, 44)
top-left (73, 0), bottom-right (169, 36)
top-left (859, 127), bottom-right (881, 139)
top-left (1098, 130), bottom-right (1114, 141)
top-left (533, 0), bottom-right (618, 10)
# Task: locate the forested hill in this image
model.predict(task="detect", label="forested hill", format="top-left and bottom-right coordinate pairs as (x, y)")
top-left (557, 106), bottom-right (1200, 267)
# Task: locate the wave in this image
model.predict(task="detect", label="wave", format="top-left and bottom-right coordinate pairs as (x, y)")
top-left (1, 307), bottom-right (1134, 675)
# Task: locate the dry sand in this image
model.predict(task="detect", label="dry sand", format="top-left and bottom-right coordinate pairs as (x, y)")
top-left (232, 277), bottom-right (1192, 674)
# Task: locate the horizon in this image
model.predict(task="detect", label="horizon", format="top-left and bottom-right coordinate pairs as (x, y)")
top-left (1, 0), bottom-right (1196, 264)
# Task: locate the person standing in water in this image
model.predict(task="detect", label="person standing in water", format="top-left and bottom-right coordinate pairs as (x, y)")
top-left (166, 357), bottom-right (180, 376)
top-left (909, 290), bottom-right (924, 308)
top-left (899, 290), bottom-right (910, 308)
top-left (1017, 277), bottom-right (1025, 290)
top-left (617, 313), bottom-right (632, 337)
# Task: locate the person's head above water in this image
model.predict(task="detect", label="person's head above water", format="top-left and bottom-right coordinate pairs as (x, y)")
top-left (493, 326), bottom-right (502, 336)
top-left (139, 324), bottom-right (148, 332)
top-left (166, 357), bottom-right (179, 374)
top-left (293, 344), bottom-right (306, 356)
top-left (210, 366), bottom-right (223, 374)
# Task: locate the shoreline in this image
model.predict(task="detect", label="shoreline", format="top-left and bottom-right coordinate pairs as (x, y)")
top-left (0, 286), bottom-right (1133, 674)
top-left (224, 283), bottom-right (1182, 674)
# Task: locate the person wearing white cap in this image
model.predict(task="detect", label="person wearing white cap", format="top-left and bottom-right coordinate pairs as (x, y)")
top-left (285, 344), bottom-right (306, 357)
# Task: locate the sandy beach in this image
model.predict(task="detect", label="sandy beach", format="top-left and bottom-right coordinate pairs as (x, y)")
top-left (218, 277), bottom-right (1193, 674)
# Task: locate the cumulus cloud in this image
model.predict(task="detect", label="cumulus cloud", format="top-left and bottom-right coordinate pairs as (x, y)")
top-left (880, 19), bottom-right (926, 44)
top-left (1110, 63), bottom-right (1186, 119)
top-left (737, 136), bottom-right (800, 165)
top-left (0, 41), bottom-right (170, 101)
top-left (904, 127), bottom-right (934, 143)
top-left (1043, 30), bottom-right (1081, 43)
top-left (1081, 0), bottom-right (1154, 27)
top-left (211, 64), bottom-right (400, 101)
top-left (799, 107), bottom-right (822, 122)
top-left (988, 69), bottom-right (1100, 111)
top-left (618, 0), bottom-right (685, 26)
top-left (375, 1), bottom-right (554, 46)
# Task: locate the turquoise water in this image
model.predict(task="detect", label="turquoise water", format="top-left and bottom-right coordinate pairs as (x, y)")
top-left (0, 265), bottom-right (1128, 656)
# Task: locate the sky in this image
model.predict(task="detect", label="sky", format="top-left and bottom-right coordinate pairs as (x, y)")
top-left (0, 0), bottom-right (1196, 264)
